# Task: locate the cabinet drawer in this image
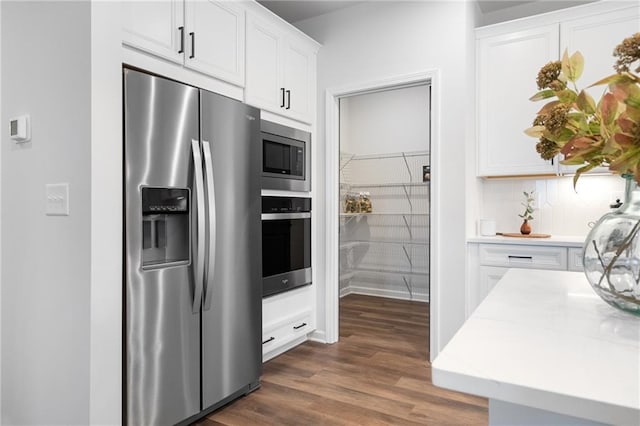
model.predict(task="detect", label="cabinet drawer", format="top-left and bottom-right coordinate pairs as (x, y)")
top-left (479, 244), bottom-right (567, 270)
top-left (262, 311), bottom-right (312, 355)
top-left (568, 247), bottom-right (584, 272)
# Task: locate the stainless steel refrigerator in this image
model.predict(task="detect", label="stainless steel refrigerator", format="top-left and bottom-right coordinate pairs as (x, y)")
top-left (124, 68), bottom-right (262, 426)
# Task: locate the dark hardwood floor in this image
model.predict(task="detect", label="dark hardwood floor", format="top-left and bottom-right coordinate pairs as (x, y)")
top-left (196, 294), bottom-right (488, 425)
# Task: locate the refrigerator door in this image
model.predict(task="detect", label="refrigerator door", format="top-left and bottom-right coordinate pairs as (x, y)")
top-left (124, 69), bottom-right (201, 426)
top-left (200, 90), bottom-right (262, 409)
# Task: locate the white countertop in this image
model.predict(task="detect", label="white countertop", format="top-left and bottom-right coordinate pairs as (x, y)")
top-left (432, 269), bottom-right (640, 425)
top-left (468, 235), bottom-right (585, 247)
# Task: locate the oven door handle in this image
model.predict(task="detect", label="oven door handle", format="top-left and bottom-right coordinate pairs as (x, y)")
top-left (262, 212), bottom-right (311, 220)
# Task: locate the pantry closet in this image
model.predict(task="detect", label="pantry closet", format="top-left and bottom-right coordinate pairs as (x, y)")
top-left (339, 84), bottom-right (431, 308)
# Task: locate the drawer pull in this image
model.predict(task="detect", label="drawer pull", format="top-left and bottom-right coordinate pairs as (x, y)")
top-left (508, 255), bottom-right (533, 260)
top-left (262, 336), bottom-right (275, 345)
top-left (293, 322), bottom-right (307, 330)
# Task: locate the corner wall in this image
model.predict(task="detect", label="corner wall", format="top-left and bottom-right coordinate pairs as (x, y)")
top-left (296, 0), bottom-right (476, 356)
top-left (89, 2), bottom-right (122, 424)
top-left (1, 2), bottom-right (92, 424)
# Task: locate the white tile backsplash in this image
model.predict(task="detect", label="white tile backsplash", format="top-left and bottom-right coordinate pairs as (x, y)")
top-left (480, 175), bottom-right (624, 237)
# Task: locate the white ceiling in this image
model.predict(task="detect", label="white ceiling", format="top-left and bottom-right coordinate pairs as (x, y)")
top-left (257, 1), bottom-right (364, 24)
top-left (477, 0), bottom-right (534, 13)
top-left (257, 1), bottom-right (599, 24)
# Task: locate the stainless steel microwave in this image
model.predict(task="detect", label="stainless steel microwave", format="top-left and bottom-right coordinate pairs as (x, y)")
top-left (261, 120), bottom-right (311, 192)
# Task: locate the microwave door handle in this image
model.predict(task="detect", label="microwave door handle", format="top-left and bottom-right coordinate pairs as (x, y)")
top-left (202, 140), bottom-right (216, 311)
top-left (191, 139), bottom-right (205, 313)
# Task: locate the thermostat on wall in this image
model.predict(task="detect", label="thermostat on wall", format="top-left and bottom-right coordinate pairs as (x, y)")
top-left (9, 115), bottom-right (31, 143)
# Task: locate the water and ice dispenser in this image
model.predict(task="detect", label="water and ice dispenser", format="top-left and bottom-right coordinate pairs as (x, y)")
top-left (141, 187), bottom-right (190, 268)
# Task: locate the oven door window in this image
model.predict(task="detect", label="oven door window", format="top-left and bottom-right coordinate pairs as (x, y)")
top-left (262, 218), bottom-right (311, 277)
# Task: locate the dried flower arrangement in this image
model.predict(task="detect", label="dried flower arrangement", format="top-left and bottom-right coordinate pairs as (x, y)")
top-left (525, 33), bottom-right (640, 186)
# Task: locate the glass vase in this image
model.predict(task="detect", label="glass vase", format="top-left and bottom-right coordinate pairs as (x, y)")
top-left (583, 175), bottom-right (640, 316)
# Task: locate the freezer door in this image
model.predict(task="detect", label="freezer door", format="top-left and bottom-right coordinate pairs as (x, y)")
top-left (200, 90), bottom-right (262, 409)
top-left (124, 68), bottom-right (201, 426)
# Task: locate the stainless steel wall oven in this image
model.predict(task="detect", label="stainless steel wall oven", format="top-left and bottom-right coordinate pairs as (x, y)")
top-left (262, 196), bottom-right (311, 297)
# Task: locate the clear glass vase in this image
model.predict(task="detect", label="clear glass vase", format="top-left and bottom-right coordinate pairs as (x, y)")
top-left (583, 175), bottom-right (640, 316)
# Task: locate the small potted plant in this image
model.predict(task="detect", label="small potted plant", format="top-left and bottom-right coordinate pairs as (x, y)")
top-left (518, 190), bottom-right (535, 235)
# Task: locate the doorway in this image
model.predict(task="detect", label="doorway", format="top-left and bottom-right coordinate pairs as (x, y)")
top-left (323, 70), bottom-right (440, 359)
top-left (338, 84), bottom-right (431, 356)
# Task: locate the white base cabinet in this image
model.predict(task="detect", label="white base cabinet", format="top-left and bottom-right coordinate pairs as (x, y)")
top-left (468, 242), bottom-right (582, 316)
top-left (262, 286), bottom-right (315, 362)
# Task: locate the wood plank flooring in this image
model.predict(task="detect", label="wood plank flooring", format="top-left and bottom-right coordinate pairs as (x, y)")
top-left (196, 294), bottom-right (487, 425)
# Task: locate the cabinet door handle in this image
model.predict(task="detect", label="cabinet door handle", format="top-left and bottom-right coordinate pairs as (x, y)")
top-left (293, 322), bottom-right (307, 330)
top-left (178, 26), bottom-right (185, 54)
top-left (189, 32), bottom-right (195, 59)
top-left (286, 90), bottom-right (291, 110)
top-left (508, 255), bottom-right (532, 260)
top-left (262, 336), bottom-right (275, 344)
top-left (280, 88), bottom-right (286, 108)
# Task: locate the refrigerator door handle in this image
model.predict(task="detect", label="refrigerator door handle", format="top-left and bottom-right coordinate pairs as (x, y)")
top-left (202, 140), bottom-right (216, 311)
top-left (191, 139), bottom-right (205, 313)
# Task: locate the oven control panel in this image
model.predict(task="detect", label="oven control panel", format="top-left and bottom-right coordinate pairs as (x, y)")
top-left (262, 196), bottom-right (311, 213)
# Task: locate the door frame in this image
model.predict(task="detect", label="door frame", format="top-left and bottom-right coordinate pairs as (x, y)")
top-left (324, 70), bottom-right (441, 361)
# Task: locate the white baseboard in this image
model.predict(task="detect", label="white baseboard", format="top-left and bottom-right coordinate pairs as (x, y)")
top-left (339, 286), bottom-right (352, 298)
top-left (308, 330), bottom-right (327, 343)
top-left (342, 284), bottom-right (429, 302)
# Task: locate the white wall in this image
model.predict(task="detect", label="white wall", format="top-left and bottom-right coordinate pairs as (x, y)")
top-left (340, 85), bottom-right (430, 155)
top-left (89, 2), bottom-right (122, 424)
top-left (0, 2), bottom-right (3, 420)
top-left (1, 2), bottom-right (91, 424)
top-left (296, 0), bottom-right (475, 356)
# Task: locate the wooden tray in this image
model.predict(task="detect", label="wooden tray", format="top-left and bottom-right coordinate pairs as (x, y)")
top-left (498, 232), bottom-right (551, 238)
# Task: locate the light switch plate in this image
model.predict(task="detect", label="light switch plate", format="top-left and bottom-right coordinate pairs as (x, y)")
top-left (46, 183), bottom-right (69, 216)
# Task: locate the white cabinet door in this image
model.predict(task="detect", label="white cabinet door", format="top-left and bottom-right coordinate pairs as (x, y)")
top-left (558, 6), bottom-right (640, 175)
top-left (122, 1), bottom-right (184, 64)
top-left (567, 247), bottom-right (584, 272)
top-left (477, 25), bottom-right (559, 176)
top-left (282, 40), bottom-right (314, 123)
top-left (246, 13), bottom-right (316, 124)
top-left (184, 0), bottom-right (245, 87)
top-left (246, 14), bottom-right (283, 113)
top-left (478, 266), bottom-right (508, 306)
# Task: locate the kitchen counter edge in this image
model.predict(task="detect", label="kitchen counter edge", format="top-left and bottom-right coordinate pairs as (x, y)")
top-left (467, 235), bottom-right (585, 248)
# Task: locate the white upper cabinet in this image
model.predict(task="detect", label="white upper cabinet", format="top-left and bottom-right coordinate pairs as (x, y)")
top-left (122, 1), bottom-right (184, 64)
top-left (561, 7), bottom-right (640, 98)
top-left (184, 1), bottom-right (245, 87)
top-left (283, 40), bottom-right (313, 122)
top-left (477, 25), bottom-right (559, 177)
top-left (558, 6), bottom-right (640, 174)
top-left (122, 1), bottom-right (245, 87)
top-left (245, 12), bottom-right (318, 124)
top-left (476, 3), bottom-right (640, 178)
top-left (245, 14), bottom-right (283, 112)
